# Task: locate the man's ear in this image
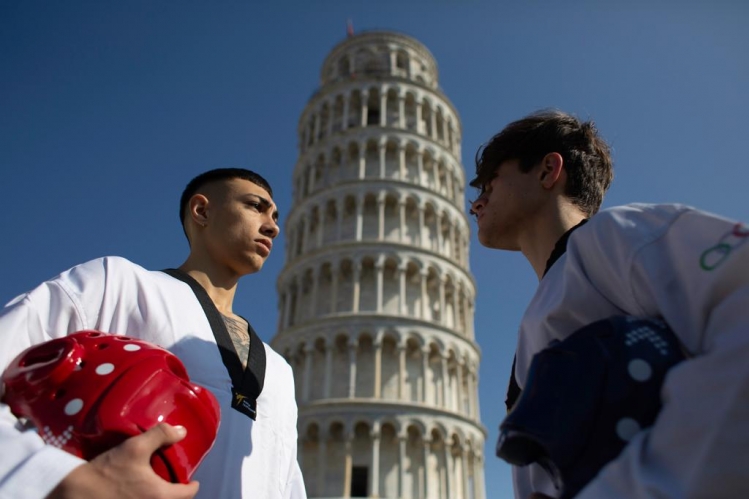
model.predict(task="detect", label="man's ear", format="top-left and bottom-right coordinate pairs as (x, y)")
top-left (189, 194), bottom-right (210, 227)
top-left (538, 152), bottom-right (564, 190)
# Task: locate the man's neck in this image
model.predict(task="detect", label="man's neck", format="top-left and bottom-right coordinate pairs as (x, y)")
top-left (178, 258), bottom-right (239, 315)
top-left (520, 205), bottom-right (587, 281)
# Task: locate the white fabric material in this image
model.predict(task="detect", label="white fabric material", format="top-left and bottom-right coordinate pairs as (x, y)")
top-left (511, 203), bottom-right (749, 499)
top-left (0, 256), bottom-right (306, 499)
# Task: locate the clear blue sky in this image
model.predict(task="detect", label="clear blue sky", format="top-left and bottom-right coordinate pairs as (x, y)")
top-left (2, 1), bottom-right (748, 497)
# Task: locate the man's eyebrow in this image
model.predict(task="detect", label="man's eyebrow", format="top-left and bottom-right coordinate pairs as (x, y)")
top-left (247, 193), bottom-right (279, 222)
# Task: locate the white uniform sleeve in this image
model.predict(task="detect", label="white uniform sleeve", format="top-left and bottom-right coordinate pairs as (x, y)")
top-left (569, 205), bottom-right (749, 498)
top-left (0, 260), bottom-right (109, 499)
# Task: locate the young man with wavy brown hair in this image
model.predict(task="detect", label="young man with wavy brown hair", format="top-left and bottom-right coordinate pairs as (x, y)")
top-left (471, 110), bottom-right (749, 499)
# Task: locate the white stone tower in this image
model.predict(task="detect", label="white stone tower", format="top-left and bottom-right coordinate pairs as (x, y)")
top-left (271, 30), bottom-right (485, 499)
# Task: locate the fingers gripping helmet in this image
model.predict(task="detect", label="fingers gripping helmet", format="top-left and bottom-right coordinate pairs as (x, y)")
top-left (1, 331), bottom-right (220, 484)
top-left (496, 316), bottom-right (687, 499)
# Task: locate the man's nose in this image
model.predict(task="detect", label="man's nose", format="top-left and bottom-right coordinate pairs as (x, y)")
top-left (470, 196), bottom-right (486, 217)
top-left (262, 219), bottom-right (280, 238)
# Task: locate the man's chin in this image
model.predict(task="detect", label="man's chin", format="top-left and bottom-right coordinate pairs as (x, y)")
top-left (478, 234), bottom-right (520, 251)
top-left (477, 232), bottom-right (501, 249)
top-left (249, 261), bottom-right (265, 273)
top-left (239, 257), bottom-right (265, 276)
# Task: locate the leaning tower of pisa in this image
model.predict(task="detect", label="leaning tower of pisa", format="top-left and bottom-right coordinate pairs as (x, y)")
top-left (271, 31), bottom-right (485, 499)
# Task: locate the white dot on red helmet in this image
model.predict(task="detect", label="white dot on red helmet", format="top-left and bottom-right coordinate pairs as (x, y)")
top-left (95, 363), bottom-right (115, 375)
top-left (64, 398), bottom-right (84, 416)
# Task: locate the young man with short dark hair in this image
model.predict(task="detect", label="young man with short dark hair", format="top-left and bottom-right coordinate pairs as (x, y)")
top-left (471, 110), bottom-right (749, 499)
top-left (0, 168), bottom-right (307, 499)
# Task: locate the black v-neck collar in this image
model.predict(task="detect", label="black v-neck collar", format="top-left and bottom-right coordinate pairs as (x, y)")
top-left (542, 218), bottom-right (589, 277)
top-left (162, 268), bottom-right (266, 420)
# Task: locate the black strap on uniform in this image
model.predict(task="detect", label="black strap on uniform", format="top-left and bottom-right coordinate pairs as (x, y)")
top-left (161, 268), bottom-right (266, 420)
top-left (505, 219), bottom-right (588, 413)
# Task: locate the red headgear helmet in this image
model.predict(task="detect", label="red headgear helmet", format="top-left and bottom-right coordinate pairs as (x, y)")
top-left (1, 330), bottom-right (220, 484)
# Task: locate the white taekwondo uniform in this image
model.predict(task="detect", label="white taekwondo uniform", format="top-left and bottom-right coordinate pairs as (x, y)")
top-left (511, 203), bottom-right (749, 499)
top-left (0, 256), bottom-right (307, 499)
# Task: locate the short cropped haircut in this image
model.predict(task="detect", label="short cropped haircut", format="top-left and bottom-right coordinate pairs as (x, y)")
top-left (471, 110), bottom-right (614, 217)
top-left (179, 168), bottom-right (274, 238)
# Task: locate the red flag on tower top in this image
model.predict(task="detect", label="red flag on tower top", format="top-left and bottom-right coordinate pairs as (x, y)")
top-left (347, 19), bottom-right (354, 37)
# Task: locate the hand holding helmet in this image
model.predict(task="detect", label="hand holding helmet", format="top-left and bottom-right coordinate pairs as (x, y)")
top-left (48, 423), bottom-right (201, 499)
top-left (1, 331), bottom-right (221, 485)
